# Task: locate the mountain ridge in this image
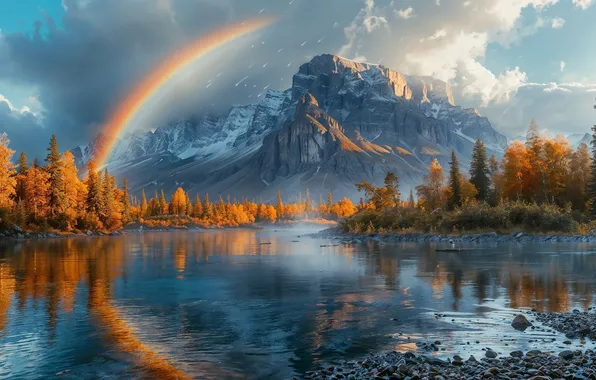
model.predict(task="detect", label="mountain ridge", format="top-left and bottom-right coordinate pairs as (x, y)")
top-left (72, 54), bottom-right (509, 201)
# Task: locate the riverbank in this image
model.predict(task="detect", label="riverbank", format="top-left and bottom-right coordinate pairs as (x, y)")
top-left (312, 227), bottom-right (596, 244)
top-left (0, 219), bottom-right (337, 240)
top-left (299, 309), bottom-right (596, 379)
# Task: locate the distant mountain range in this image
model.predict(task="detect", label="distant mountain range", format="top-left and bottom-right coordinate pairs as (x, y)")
top-left (72, 54), bottom-right (510, 201)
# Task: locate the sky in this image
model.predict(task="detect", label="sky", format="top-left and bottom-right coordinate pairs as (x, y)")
top-left (1, 0), bottom-right (596, 159)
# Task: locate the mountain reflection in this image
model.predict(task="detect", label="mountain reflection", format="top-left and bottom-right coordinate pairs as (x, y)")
top-left (0, 232), bottom-right (595, 378)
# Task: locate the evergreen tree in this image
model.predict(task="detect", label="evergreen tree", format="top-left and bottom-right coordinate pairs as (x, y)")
top-left (305, 188), bottom-right (311, 216)
top-left (140, 189), bottom-right (147, 217)
top-left (121, 178), bottom-right (131, 223)
top-left (588, 124), bottom-right (596, 218)
top-left (409, 189), bottom-right (415, 208)
top-left (45, 135), bottom-right (66, 216)
top-left (470, 139), bottom-right (490, 201)
top-left (448, 150), bottom-right (462, 209)
top-left (327, 190), bottom-right (333, 209)
top-left (86, 161), bottom-right (103, 216)
top-left (384, 171), bottom-right (400, 206)
top-left (18, 151), bottom-right (29, 174)
top-left (101, 169), bottom-right (115, 223)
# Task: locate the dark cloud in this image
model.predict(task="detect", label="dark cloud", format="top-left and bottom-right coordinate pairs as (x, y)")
top-left (0, 0), bottom-right (362, 155)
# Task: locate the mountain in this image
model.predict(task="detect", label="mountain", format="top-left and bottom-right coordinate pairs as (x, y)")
top-left (567, 133), bottom-right (591, 149)
top-left (72, 54), bottom-right (508, 201)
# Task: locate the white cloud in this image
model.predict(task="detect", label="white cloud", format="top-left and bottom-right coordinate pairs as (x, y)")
top-left (551, 17), bottom-right (565, 28)
top-left (396, 7), bottom-right (414, 19)
top-left (572, 0), bottom-right (594, 8)
top-left (482, 82), bottom-right (596, 137)
top-left (420, 29), bottom-right (448, 42)
top-left (560, 61), bottom-right (566, 72)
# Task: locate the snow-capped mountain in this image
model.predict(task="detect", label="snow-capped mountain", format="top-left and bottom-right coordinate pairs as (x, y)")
top-left (72, 54), bottom-right (508, 201)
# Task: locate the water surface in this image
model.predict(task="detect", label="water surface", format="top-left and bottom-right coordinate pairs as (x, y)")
top-left (1, 228), bottom-right (596, 379)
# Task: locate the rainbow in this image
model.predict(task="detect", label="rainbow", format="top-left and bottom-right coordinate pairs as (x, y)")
top-left (96, 18), bottom-right (275, 167)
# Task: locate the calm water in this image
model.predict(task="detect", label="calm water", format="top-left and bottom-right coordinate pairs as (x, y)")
top-left (1, 228), bottom-right (596, 379)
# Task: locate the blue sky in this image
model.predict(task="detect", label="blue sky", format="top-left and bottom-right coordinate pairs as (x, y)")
top-left (1, 0), bottom-right (596, 157)
top-left (0, 0), bottom-right (63, 34)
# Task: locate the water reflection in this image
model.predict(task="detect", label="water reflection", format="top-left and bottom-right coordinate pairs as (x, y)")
top-left (0, 231), bottom-right (595, 379)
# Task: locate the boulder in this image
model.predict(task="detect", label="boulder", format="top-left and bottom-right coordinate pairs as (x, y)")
top-left (12, 224), bottom-right (23, 233)
top-left (511, 314), bottom-right (532, 331)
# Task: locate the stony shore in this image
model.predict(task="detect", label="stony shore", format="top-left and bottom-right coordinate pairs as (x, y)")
top-left (312, 227), bottom-right (596, 244)
top-left (298, 310), bottom-right (596, 380)
top-left (0, 224), bottom-right (125, 240)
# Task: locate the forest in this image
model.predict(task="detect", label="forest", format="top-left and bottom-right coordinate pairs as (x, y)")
top-left (345, 120), bottom-right (596, 235)
top-left (1, 119), bottom-right (596, 235)
top-left (0, 133), bottom-right (358, 233)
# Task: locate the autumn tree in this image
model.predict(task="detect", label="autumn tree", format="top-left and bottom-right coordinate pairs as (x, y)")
top-left (159, 190), bottom-right (167, 215)
top-left (416, 158), bottom-right (445, 211)
top-left (203, 193), bottom-right (213, 219)
top-left (276, 190), bottom-right (284, 220)
top-left (543, 137), bottom-right (572, 204)
top-left (192, 194), bottom-right (203, 217)
top-left (171, 188), bottom-right (187, 215)
top-left (356, 171), bottom-right (400, 211)
top-left (447, 150), bottom-right (462, 209)
top-left (503, 141), bottom-right (530, 201)
top-left (470, 139), bottom-right (490, 201)
top-left (45, 135), bottom-right (67, 216)
top-left (0, 134), bottom-right (16, 209)
top-left (24, 166), bottom-right (50, 218)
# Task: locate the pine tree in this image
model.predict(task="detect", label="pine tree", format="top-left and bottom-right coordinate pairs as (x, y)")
top-left (0, 133), bottom-right (16, 209)
top-left (327, 190), bottom-right (333, 209)
top-left (588, 124), bottom-right (596, 218)
top-left (62, 151), bottom-right (83, 216)
top-left (384, 171), bottom-right (400, 206)
top-left (448, 150), bottom-right (462, 209)
top-left (469, 139), bottom-right (490, 201)
top-left (408, 189), bottom-right (415, 208)
top-left (45, 134), bottom-right (67, 216)
top-left (121, 178), bottom-right (131, 223)
top-left (140, 189), bottom-right (148, 217)
top-left (101, 169), bottom-right (115, 223)
top-left (86, 161), bottom-right (103, 216)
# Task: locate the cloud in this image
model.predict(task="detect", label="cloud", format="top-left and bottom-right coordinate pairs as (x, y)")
top-left (551, 17), bottom-right (565, 28)
top-left (0, 0), bottom-right (587, 156)
top-left (396, 7), bottom-right (414, 19)
top-left (482, 82), bottom-right (596, 138)
top-left (560, 61), bottom-right (566, 72)
top-left (572, 0), bottom-right (594, 9)
top-left (0, 94), bottom-right (49, 158)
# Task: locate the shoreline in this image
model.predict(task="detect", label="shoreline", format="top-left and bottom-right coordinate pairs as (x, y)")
top-left (0, 220), bottom-right (336, 241)
top-left (313, 227), bottom-right (596, 244)
top-left (299, 309), bottom-right (596, 379)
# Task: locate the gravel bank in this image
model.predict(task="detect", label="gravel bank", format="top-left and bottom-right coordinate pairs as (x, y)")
top-left (312, 227), bottom-right (596, 244)
top-left (532, 309), bottom-right (596, 341)
top-left (297, 348), bottom-right (596, 380)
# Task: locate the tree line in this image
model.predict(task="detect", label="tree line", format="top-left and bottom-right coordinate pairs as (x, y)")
top-left (0, 134), bottom-right (358, 232)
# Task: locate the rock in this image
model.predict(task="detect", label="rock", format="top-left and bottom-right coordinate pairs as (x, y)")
top-left (510, 350), bottom-right (523, 358)
top-left (511, 314), bottom-right (533, 331)
top-left (559, 350), bottom-right (574, 360)
top-left (485, 350), bottom-right (498, 359)
top-left (11, 224), bottom-right (23, 233)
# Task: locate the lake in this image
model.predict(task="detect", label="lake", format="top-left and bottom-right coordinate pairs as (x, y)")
top-left (1, 227), bottom-right (596, 379)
